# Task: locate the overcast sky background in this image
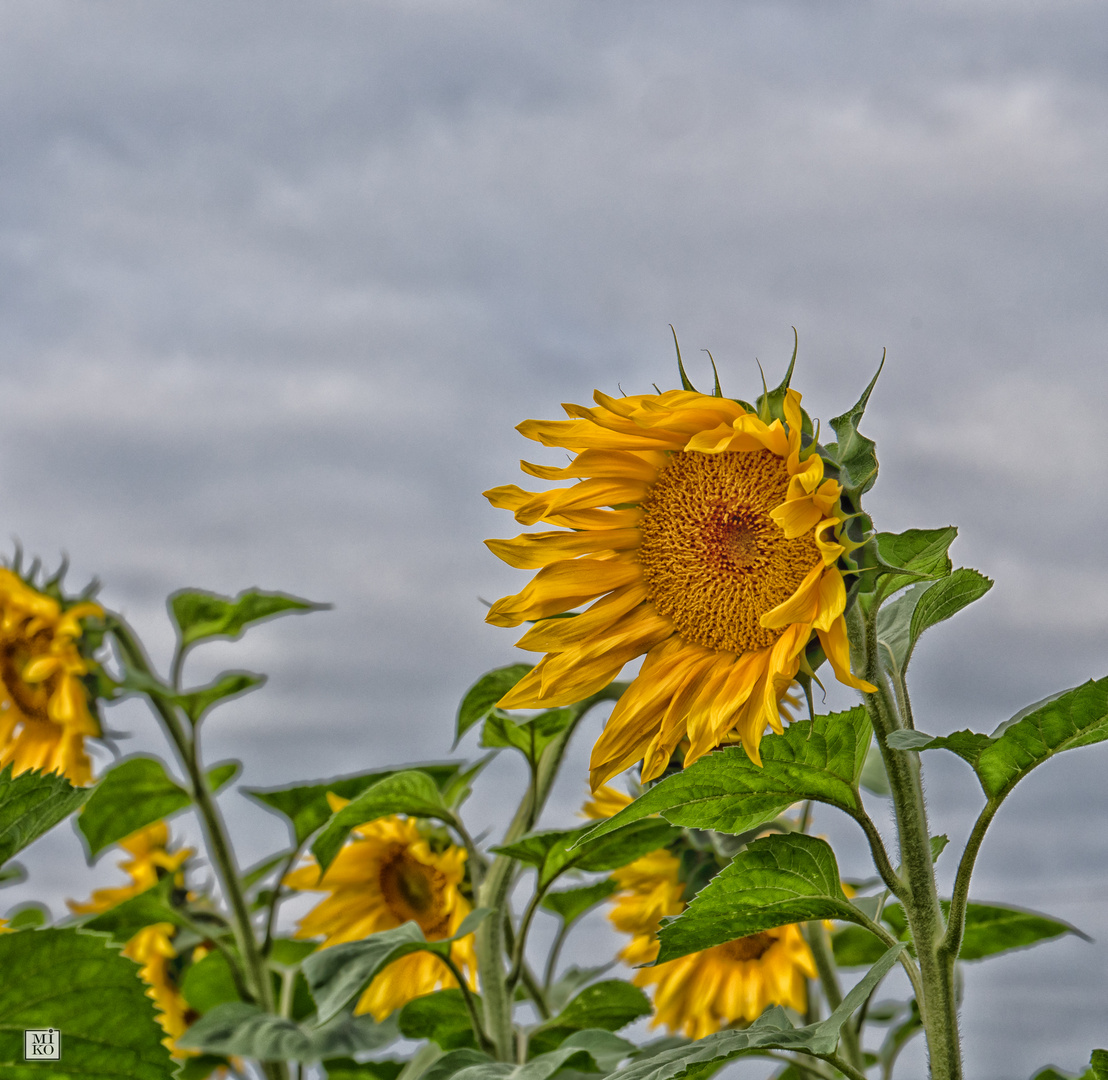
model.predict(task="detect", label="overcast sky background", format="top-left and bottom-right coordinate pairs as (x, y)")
top-left (2, 2), bottom-right (1106, 1075)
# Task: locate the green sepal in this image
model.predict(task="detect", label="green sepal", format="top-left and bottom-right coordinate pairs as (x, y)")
top-left (176, 1003), bottom-right (400, 1062)
top-left (827, 355), bottom-right (883, 498)
top-left (655, 834), bottom-right (864, 964)
top-left (304, 909), bottom-right (493, 1024)
top-left (169, 587), bottom-right (328, 651)
top-left (876, 568), bottom-right (992, 679)
top-left (311, 770), bottom-right (460, 873)
top-left (456, 664), bottom-right (532, 745)
top-left (0, 926), bottom-right (175, 1079)
top-left (600, 946), bottom-right (904, 1080)
top-left (398, 989), bottom-right (482, 1050)
top-left (754, 330), bottom-right (808, 431)
top-left (494, 820), bottom-right (679, 892)
top-left (886, 676), bottom-right (1108, 803)
top-left (0, 764), bottom-right (91, 869)
top-left (529, 981), bottom-right (652, 1056)
top-left (579, 708), bottom-right (871, 845)
top-left (540, 878), bottom-right (619, 925)
top-left (245, 763), bottom-right (462, 846)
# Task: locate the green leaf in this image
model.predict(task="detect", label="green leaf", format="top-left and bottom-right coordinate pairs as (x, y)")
top-left (243, 851), bottom-right (296, 889)
top-left (876, 569), bottom-right (992, 677)
top-left (831, 924), bottom-right (888, 968)
top-left (181, 950), bottom-right (241, 1014)
top-left (858, 738), bottom-right (891, 797)
top-left (245, 764), bottom-right (462, 847)
top-left (4, 903), bottom-right (49, 930)
top-left (269, 938), bottom-right (319, 967)
top-left (423, 1049), bottom-right (494, 1080)
top-left (529, 982), bottom-right (652, 1056)
top-left (1093, 1051), bottom-right (1108, 1080)
top-left (873, 526), bottom-right (957, 600)
top-left (541, 879), bottom-right (619, 925)
top-left (546, 965), bottom-right (614, 1013)
top-left (889, 678), bottom-right (1108, 803)
top-left (323, 1059), bottom-right (406, 1080)
top-left (579, 709), bottom-right (871, 845)
top-left (178, 672), bottom-right (265, 725)
top-left (828, 361), bottom-right (883, 497)
top-left (456, 664), bottom-right (533, 744)
top-left (77, 756), bottom-right (190, 860)
top-left (496, 820), bottom-right (679, 892)
top-left (0, 926), bottom-right (175, 1078)
top-left (398, 989), bottom-right (481, 1050)
top-left (0, 863), bottom-right (26, 888)
top-left (169, 588), bottom-right (327, 651)
top-left (207, 760), bottom-right (241, 792)
top-left (177, 1003), bottom-right (400, 1062)
top-left (881, 900), bottom-right (1089, 961)
top-left (80, 877), bottom-right (186, 944)
top-left (176, 1054), bottom-right (235, 1080)
top-left (0, 765), bottom-right (91, 868)
top-left (311, 770), bottom-right (458, 874)
top-left (449, 1030), bottom-right (635, 1080)
top-left (480, 708), bottom-right (576, 765)
top-left (602, 946), bottom-right (904, 1080)
top-left (655, 834), bottom-right (863, 963)
top-left (304, 909), bottom-right (493, 1024)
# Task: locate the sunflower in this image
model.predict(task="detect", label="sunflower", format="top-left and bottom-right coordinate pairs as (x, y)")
top-left (68, 821), bottom-right (194, 1048)
top-left (587, 786), bottom-right (815, 1038)
top-left (285, 810), bottom-right (477, 1020)
top-left (0, 567), bottom-right (103, 785)
top-left (484, 385), bottom-right (876, 787)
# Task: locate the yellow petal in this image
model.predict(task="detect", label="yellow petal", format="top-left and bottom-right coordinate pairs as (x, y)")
top-left (484, 527), bottom-right (640, 569)
top-left (514, 583), bottom-right (647, 652)
top-left (760, 562), bottom-right (824, 630)
top-left (485, 557), bottom-right (641, 627)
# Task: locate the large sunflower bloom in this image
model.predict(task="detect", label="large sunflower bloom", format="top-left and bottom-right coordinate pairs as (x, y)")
top-left (588, 787), bottom-right (815, 1038)
top-left (285, 811), bottom-right (477, 1020)
top-left (68, 821), bottom-right (194, 1048)
top-left (484, 386), bottom-right (875, 787)
top-left (0, 568), bottom-right (103, 785)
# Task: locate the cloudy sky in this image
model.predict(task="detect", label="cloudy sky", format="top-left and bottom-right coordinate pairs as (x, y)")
top-left (2, 1), bottom-right (1106, 1075)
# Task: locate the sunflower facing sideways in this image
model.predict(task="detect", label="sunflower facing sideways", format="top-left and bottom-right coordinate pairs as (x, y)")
top-left (586, 787), bottom-right (816, 1038)
top-left (0, 566), bottom-right (103, 785)
top-left (484, 370), bottom-right (876, 787)
top-left (285, 809), bottom-right (477, 1020)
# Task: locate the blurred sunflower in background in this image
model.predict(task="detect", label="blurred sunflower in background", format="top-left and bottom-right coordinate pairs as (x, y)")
top-left (586, 787), bottom-right (815, 1038)
top-left (484, 381), bottom-right (875, 789)
top-left (69, 821), bottom-right (194, 1049)
top-left (285, 809), bottom-right (476, 1019)
top-left (0, 565), bottom-right (103, 785)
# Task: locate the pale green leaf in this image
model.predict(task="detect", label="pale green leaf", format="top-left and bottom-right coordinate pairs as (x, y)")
top-left (170, 588), bottom-right (327, 650)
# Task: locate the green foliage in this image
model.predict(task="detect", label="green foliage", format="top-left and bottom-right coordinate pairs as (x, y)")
top-left (1032, 1052), bottom-right (1108, 1080)
top-left (311, 770), bottom-right (461, 873)
top-left (540, 879), bottom-right (619, 925)
top-left (876, 568), bottom-right (993, 678)
top-left (304, 909), bottom-right (493, 1024)
top-left (601, 946), bottom-right (904, 1080)
top-left (177, 1003), bottom-right (399, 1062)
top-left (655, 834), bottom-right (865, 963)
top-left (177, 672), bottom-right (265, 725)
top-left (245, 764), bottom-right (462, 846)
top-left (529, 982), bottom-right (652, 1056)
top-left (0, 765), bottom-right (91, 868)
top-left (481, 708), bottom-right (576, 766)
top-left (456, 664), bottom-right (533, 744)
top-left (0, 926), bottom-right (175, 1079)
top-left (872, 526), bottom-right (957, 601)
top-left (323, 1059), bottom-right (407, 1080)
top-left (495, 820), bottom-right (679, 891)
top-left (887, 677), bottom-right (1108, 803)
top-left (399, 989), bottom-right (482, 1050)
top-left (427, 1030), bottom-right (636, 1080)
top-left (169, 588), bottom-right (326, 651)
top-left (79, 877), bottom-right (186, 944)
top-left (5, 903), bottom-right (49, 929)
top-left (181, 950), bottom-right (242, 1014)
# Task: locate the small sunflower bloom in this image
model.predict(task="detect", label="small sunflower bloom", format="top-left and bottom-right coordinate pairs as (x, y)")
top-left (68, 822), bottom-right (195, 1049)
top-left (485, 386), bottom-right (875, 787)
top-left (585, 787), bottom-right (816, 1037)
top-left (285, 809), bottom-right (477, 1020)
top-left (0, 567), bottom-right (103, 785)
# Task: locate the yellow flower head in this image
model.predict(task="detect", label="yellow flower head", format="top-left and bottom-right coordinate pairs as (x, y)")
top-left (285, 810), bottom-right (477, 1020)
top-left (608, 844), bottom-right (816, 1038)
top-left (484, 386), bottom-right (876, 787)
top-left (68, 822), bottom-right (195, 1050)
top-left (0, 567), bottom-right (104, 785)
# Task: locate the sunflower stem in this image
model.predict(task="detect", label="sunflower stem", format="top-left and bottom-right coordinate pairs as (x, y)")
top-left (849, 604), bottom-right (963, 1080)
top-left (804, 922), bottom-right (864, 1072)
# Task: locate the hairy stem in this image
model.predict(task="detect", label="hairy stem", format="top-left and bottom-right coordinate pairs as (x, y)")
top-left (942, 798), bottom-right (1000, 961)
